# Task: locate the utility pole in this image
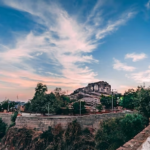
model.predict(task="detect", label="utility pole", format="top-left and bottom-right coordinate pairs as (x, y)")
top-left (112, 89), bottom-right (117, 113)
top-left (112, 90), bottom-right (113, 113)
top-left (7, 100), bottom-right (9, 112)
top-left (80, 100), bottom-right (81, 116)
top-left (95, 100), bottom-right (97, 114)
top-left (48, 103), bottom-right (50, 116)
top-left (143, 82), bottom-right (145, 88)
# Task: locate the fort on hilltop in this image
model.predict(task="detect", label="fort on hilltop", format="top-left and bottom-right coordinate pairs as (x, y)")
top-left (74, 81), bottom-right (111, 95)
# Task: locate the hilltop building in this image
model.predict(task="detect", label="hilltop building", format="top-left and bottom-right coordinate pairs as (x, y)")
top-left (74, 81), bottom-right (111, 95)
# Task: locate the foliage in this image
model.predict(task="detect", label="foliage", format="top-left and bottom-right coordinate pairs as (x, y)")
top-left (30, 83), bottom-right (61, 114)
top-left (0, 118), bottom-right (7, 139)
top-left (9, 122), bottom-right (16, 128)
top-left (100, 95), bottom-right (118, 109)
top-left (64, 120), bottom-right (95, 150)
top-left (119, 89), bottom-right (136, 109)
top-left (11, 111), bottom-right (18, 122)
top-left (65, 120), bottom-right (82, 145)
top-left (35, 83), bottom-right (48, 96)
top-left (24, 101), bottom-right (31, 112)
top-left (73, 101), bottom-right (86, 114)
top-left (1, 100), bottom-right (15, 111)
top-left (135, 87), bottom-right (150, 118)
top-left (96, 104), bottom-right (103, 112)
top-left (120, 113), bottom-right (148, 141)
top-left (95, 113), bottom-right (147, 150)
top-left (82, 127), bottom-right (91, 135)
top-left (60, 95), bottom-right (70, 107)
top-left (6, 111), bottom-right (18, 131)
top-left (40, 126), bottom-right (54, 146)
top-left (119, 86), bottom-right (150, 118)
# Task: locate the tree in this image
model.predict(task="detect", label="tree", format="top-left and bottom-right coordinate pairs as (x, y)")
top-left (119, 89), bottom-right (136, 109)
top-left (24, 101), bottom-right (31, 112)
top-left (73, 101), bottom-right (86, 114)
top-left (30, 92), bottom-right (60, 114)
top-left (95, 113), bottom-right (147, 150)
top-left (135, 87), bottom-right (150, 118)
top-left (35, 83), bottom-right (47, 96)
top-left (100, 95), bottom-right (118, 109)
top-left (30, 83), bottom-right (61, 114)
top-left (120, 113), bottom-right (148, 141)
top-left (1, 100), bottom-right (15, 111)
top-left (60, 95), bottom-right (70, 107)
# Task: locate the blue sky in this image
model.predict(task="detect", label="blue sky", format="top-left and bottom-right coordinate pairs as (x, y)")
top-left (0, 0), bottom-right (150, 101)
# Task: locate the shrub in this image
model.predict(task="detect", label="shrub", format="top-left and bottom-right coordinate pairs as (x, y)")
top-left (0, 118), bottom-right (7, 139)
top-left (95, 113), bottom-right (147, 150)
top-left (11, 111), bottom-right (18, 122)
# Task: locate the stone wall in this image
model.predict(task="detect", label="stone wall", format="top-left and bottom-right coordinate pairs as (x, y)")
top-left (15, 112), bottom-right (131, 131)
top-left (0, 113), bottom-right (12, 125)
top-left (117, 124), bottom-right (150, 150)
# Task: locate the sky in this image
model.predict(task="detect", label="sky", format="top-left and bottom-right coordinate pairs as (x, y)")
top-left (0, 0), bottom-right (150, 101)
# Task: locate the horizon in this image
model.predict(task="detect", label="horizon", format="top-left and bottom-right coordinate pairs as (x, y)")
top-left (0, 0), bottom-right (150, 101)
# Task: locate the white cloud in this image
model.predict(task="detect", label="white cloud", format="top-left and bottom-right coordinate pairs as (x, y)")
top-left (0, 0), bottom-right (137, 99)
top-left (36, 52), bottom-right (43, 56)
top-left (128, 70), bottom-right (150, 82)
top-left (146, 0), bottom-right (150, 9)
top-left (113, 58), bottom-right (136, 72)
top-left (125, 53), bottom-right (147, 62)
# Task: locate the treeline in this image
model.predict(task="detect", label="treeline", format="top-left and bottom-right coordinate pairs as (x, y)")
top-left (0, 113), bottom-right (148, 150)
top-left (25, 83), bottom-right (86, 115)
top-left (101, 86), bottom-right (150, 118)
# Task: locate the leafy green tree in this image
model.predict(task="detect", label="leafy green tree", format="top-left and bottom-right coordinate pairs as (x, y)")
top-left (95, 113), bottom-right (147, 150)
top-left (24, 101), bottom-right (31, 112)
top-left (30, 83), bottom-right (61, 114)
top-left (135, 87), bottom-right (150, 118)
top-left (100, 95), bottom-right (112, 109)
top-left (35, 83), bottom-right (48, 96)
top-left (31, 92), bottom-right (60, 114)
top-left (119, 89), bottom-right (136, 109)
top-left (120, 113), bottom-right (147, 141)
top-left (45, 93), bottom-right (61, 113)
top-left (73, 101), bottom-right (86, 114)
top-left (100, 95), bottom-right (118, 109)
top-left (1, 100), bottom-right (15, 111)
top-left (60, 95), bottom-right (70, 107)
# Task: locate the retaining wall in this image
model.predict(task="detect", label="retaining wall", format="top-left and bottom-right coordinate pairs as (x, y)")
top-left (0, 113), bottom-right (12, 125)
top-left (15, 112), bottom-right (131, 131)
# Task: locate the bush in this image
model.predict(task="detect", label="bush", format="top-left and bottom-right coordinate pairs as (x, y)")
top-left (95, 113), bottom-right (147, 150)
top-left (96, 104), bottom-right (103, 112)
top-left (11, 111), bottom-right (18, 122)
top-left (0, 118), bottom-right (7, 139)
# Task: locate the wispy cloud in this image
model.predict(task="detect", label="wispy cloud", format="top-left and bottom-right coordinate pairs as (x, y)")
top-left (113, 58), bottom-right (136, 72)
top-left (0, 0), bottom-right (137, 99)
top-left (125, 53), bottom-right (147, 62)
top-left (127, 70), bottom-right (150, 82)
top-left (95, 12), bottom-right (136, 40)
top-left (146, 0), bottom-right (150, 9)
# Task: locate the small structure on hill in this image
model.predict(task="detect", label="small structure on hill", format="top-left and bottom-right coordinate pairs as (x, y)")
top-left (74, 81), bottom-right (111, 95)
